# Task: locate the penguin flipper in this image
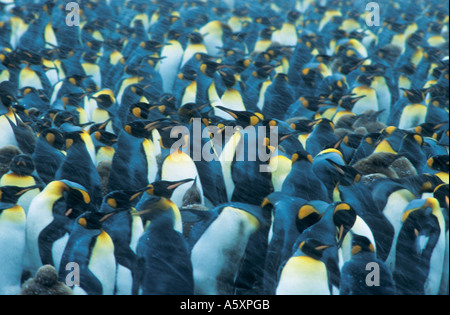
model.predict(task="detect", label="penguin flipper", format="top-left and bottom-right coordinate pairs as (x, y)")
top-left (79, 266), bottom-right (104, 295)
top-left (131, 257), bottom-right (145, 295)
top-left (115, 246), bottom-right (138, 272)
top-left (38, 219), bottom-right (70, 266)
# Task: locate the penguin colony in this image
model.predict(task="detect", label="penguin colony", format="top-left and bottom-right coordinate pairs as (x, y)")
top-left (0, 0), bottom-right (448, 296)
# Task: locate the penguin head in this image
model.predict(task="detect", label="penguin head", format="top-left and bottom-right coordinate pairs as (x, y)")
top-left (143, 179), bottom-right (194, 199)
top-left (327, 158), bottom-right (361, 185)
top-left (52, 111), bottom-right (79, 128)
top-left (144, 118), bottom-right (187, 149)
top-left (350, 234), bottom-right (376, 256)
top-left (200, 59), bottom-right (224, 77)
top-left (91, 92), bottom-right (116, 110)
top-left (400, 88), bottom-right (427, 104)
top-left (338, 94), bottom-right (367, 111)
top-left (178, 67), bottom-right (197, 81)
top-left (59, 180), bottom-right (95, 218)
top-left (296, 204), bottom-right (323, 234)
top-left (291, 150), bottom-right (314, 165)
top-left (187, 32), bottom-right (204, 44)
top-left (0, 185), bottom-right (42, 205)
top-left (103, 190), bottom-right (143, 211)
top-left (76, 211), bottom-right (116, 230)
top-left (433, 183), bottom-right (449, 211)
top-left (289, 119), bottom-right (315, 133)
top-left (427, 155), bottom-right (449, 173)
top-left (9, 154), bottom-right (35, 176)
top-left (39, 128), bottom-right (65, 150)
top-left (124, 120), bottom-right (154, 139)
top-left (415, 123), bottom-right (440, 138)
top-left (298, 238), bottom-right (333, 261)
top-left (66, 74), bottom-right (91, 87)
top-left (0, 81), bottom-right (18, 108)
top-left (342, 133), bottom-right (365, 149)
top-left (63, 131), bottom-right (86, 150)
top-left (215, 106), bottom-right (264, 127)
top-left (287, 10), bottom-right (301, 23)
top-left (332, 202), bottom-right (357, 246)
top-left (219, 68), bottom-right (238, 88)
top-left (93, 130), bottom-right (118, 147)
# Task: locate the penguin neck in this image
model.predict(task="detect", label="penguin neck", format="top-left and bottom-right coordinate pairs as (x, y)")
top-left (143, 197), bottom-right (183, 234)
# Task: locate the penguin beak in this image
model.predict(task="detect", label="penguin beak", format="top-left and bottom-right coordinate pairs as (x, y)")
top-left (167, 178), bottom-right (195, 190)
top-left (99, 211), bottom-right (118, 223)
top-left (15, 185), bottom-right (41, 196)
top-left (216, 106), bottom-right (238, 119)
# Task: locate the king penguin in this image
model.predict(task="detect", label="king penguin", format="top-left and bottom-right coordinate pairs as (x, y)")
top-left (276, 238), bottom-right (333, 295)
top-left (98, 190), bottom-right (145, 295)
top-left (0, 154), bottom-right (43, 216)
top-left (132, 179), bottom-right (195, 295)
top-left (340, 234), bottom-right (396, 295)
top-left (282, 150), bottom-right (330, 202)
top-left (0, 185), bottom-right (41, 295)
top-left (55, 130), bottom-right (103, 208)
top-left (190, 202), bottom-right (266, 295)
top-left (24, 180), bottom-right (93, 277)
top-left (58, 211), bottom-right (117, 295)
top-left (394, 198), bottom-right (446, 295)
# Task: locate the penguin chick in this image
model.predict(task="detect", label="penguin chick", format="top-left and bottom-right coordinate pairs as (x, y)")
top-left (97, 160), bottom-right (112, 197)
top-left (361, 173), bottom-right (389, 185)
top-left (20, 265), bottom-right (73, 295)
top-left (353, 152), bottom-right (402, 178)
top-left (390, 156), bottom-right (418, 178)
top-left (352, 110), bottom-right (387, 133)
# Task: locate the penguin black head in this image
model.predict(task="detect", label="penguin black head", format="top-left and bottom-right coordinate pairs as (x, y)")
top-left (287, 10), bottom-right (301, 23)
top-left (332, 202), bottom-right (357, 246)
top-left (218, 68), bottom-right (238, 88)
top-left (66, 75), bottom-right (91, 87)
top-left (311, 118), bottom-right (335, 132)
top-left (291, 150), bottom-right (314, 165)
top-left (415, 123), bottom-right (441, 138)
top-left (351, 234), bottom-right (376, 255)
top-left (178, 68), bottom-right (197, 81)
top-left (144, 118), bottom-right (188, 149)
top-left (92, 93), bottom-right (115, 110)
top-left (433, 184), bottom-right (449, 211)
top-left (400, 88), bottom-right (427, 104)
top-left (52, 111), bottom-right (79, 128)
top-left (299, 238), bottom-right (332, 261)
top-left (39, 128), bottom-right (65, 150)
top-left (124, 120), bottom-right (154, 139)
top-left (337, 94), bottom-right (367, 111)
top-left (63, 131), bottom-right (85, 150)
top-left (0, 185), bottom-right (41, 205)
top-left (77, 211), bottom-right (116, 230)
top-left (427, 155), bottom-right (449, 173)
top-left (327, 158), bottom-right (361, 185)
top-left (93, 130), bottom-right (117, 147)
top-left (103, 190), bottom-right (143, 211)
top-left (9, 154), bottom-right (35, 176)
top-left (289, 119), bottom-right (315, 133)
top-left (215, 106), bottom-right (264, 127)
top-left (0, 81), bottom-right (18, 108)
top-left (143, 179), bottom-right (194, 199)
top-left (342, 133), bottom-right (365, 149)
top-left (296, 204), bottom-right (323, 234)
top-left (188, 32), bottom-right (204, 44)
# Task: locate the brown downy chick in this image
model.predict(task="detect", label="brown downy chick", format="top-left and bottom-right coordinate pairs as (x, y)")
top-left (20, 265), bottom-right (73, 295)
